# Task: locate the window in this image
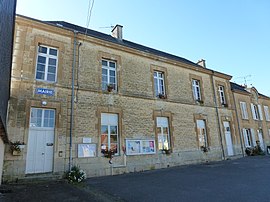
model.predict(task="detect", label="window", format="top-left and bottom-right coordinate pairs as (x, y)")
top-left (251, 103), bottom-right (262, 120)
top-left (101, 113), bottom-right (119, 155)
top-left (156, 117), bottom-right (170, 150)
top-left (196, 120), bottom-right (208, 148)
top-left (264, 106), bottom-right (270, 121)
top-left (36, 45), bottom-right (58, 82)
top-left (30, 108), bottom-right (55, 128)
top-left (192, 79), bottom-right (202, 101)
top-left (242, 128), bottom-right (256, 147)
top-left (102, 59), bottom-right (117, 91)
top-left (218, 85), bottom-right (226, 105)
top-left (240, 102), bottom-right (248, 119)
top-left (154, 71), bottom-right (165, 97)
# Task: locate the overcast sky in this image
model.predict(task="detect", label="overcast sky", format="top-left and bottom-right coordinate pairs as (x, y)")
top-left (16, 0), bottom-right (270, 96)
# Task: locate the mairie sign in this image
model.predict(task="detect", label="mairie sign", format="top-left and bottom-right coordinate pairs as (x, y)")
top-left (35, 88), bottom-right (55, 96)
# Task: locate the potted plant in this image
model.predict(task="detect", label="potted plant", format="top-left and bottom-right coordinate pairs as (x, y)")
top-left (200, 145), bottom-right (210, 153)
top-left (196, 99), bottom-right (204, 104)
top-left (107, 84), bottom-right (114, 92)
top-left (158, 93), bottom-right (167, 99)
top-left (102, 149), bottom-right (115, 158)
top-left (10, 141), bottom-right (25, 155)
top-left (222, 103), bottom-right (228, 107)
top-left (161, 148), bottom-right (171, 155)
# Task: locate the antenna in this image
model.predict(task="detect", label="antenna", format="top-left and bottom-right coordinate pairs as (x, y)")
top-left (99, 25), bottom-right (114, 29)
top-left (234, 75), bottom-right (252, 86)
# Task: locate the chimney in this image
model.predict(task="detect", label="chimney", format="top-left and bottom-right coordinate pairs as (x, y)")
top-left (197, 59), bottom-right (206, 68)
top-left (111, 24), bottom-right (123, 40)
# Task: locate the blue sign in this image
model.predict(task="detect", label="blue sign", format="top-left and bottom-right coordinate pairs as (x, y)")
top-left (35, 88), bottom-right (55, 96)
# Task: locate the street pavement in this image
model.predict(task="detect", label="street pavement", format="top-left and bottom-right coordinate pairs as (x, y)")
top-left (1, 156), bottom-right (270, 202)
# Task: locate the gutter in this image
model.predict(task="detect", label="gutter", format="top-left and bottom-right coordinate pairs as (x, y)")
top-left (232, 90), bottom-right (245, 157)
top-left (69, 30), bottom-right (78, 171)
top-left (210, 72), bottom-right (225, 160)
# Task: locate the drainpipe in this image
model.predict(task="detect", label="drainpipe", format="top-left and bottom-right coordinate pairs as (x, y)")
top-left (210, 72), bottom-right (225, 160)
top-left (69, 30), bottom-right (78, 171)
top-left (232, 91), bottom-right (245, 157)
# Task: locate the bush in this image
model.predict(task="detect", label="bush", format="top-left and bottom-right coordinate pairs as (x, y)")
top-left (66, 165), bottom-right (86, 183)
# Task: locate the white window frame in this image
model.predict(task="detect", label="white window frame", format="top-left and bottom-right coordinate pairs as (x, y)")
top-left (102, 59), bottom-right (117, 91)
top-left (35, 45), bottom-right (58, 82)
top-left (264, 106), bottom-right (270, 121)
top-left (100, 113), bottom-right (119, 155)
top-left (154, 71), bottom-right (165, 97)
top-left (218, 85), bottom-right (226, 105)
top-left (156, 117), bottom-right (170, 150)
top-left (196, 119), bottom-right (208, 148)
top-left (192, 79), bottom-right (202, 101)
top-left (242, 128), bottom-right (255, 148)
top-left (30, 108), bottom-right (55, 128)
top-left (251, 103), bottom-right (259, 120)
top-left (240, 102), bottom-right (248, 119)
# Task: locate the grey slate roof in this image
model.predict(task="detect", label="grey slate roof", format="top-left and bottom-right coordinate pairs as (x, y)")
top-left (44, 21), bottom-right (201, 68)
top-left (230, 82), bottom-right (248, 93)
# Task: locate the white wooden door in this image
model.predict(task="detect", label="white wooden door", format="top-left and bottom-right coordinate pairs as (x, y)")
top-left (26, 108), bottom-right (55, 174)
top-left (257, 130), bottom-right (265, 151)
top-left (223, 121), bottom-right (234, 156)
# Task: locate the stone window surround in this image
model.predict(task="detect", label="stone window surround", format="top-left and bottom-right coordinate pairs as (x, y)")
top-left (193, 114), bottom-right (211, 148)
top-left (97, 51), bottom-right (122, 93)
top-left (215, 80), bottom-right (229, 107)
top-left (96, 107), bottom-right (123, 156)
top-left (150, 65), bottom-right (169, 99)
top-left (153, 110), bottom-right (174, 152)
top-left (189, 74), bottom-right (205, 104)
top-left (33, 36), bottom-right (64, 83)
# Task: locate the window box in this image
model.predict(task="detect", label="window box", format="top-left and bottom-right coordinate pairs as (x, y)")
top-left (101, 149), bottom-right (115, 158)
top-left (158, 93), bottom-right (167, 99)
top-left (10, 141), bottom-right (25, 155)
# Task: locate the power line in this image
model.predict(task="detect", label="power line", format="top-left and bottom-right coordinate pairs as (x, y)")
top-left (84, 0), bottom-right (95, 36)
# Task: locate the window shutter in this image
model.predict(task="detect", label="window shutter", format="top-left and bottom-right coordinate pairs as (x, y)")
top-left (258, 105), bottom-right (263, 120)
top-left (240, 102), bottom-right (248, 119)
top-left (250, 129), bottom-right (256, 147)
top-left (250, 103), bottom-right (256, 120)
top-left (264, 106), bottom-right (270, 121)
top-left (242, 129), bottom-right (248, 147)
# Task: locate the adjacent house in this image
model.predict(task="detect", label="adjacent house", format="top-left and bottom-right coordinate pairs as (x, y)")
top-left (0, 0), bottom-right (17, 184)
top-left (2, 14), bottom-right (264, 182)
top-left (231, 83), bottom-right (270, 153)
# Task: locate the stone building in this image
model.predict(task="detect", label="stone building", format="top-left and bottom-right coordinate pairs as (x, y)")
top-left (3, 14), bottom-right (243, 182)
top-left (231, 82), bottom-right (270, 154)
top-left (0, 0), bottom-right (17, 184)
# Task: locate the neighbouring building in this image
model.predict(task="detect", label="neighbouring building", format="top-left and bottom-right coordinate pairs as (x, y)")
top-left (2, 14), bottom-right (251, 182)
top-left (0, 0), bottom-right (17, 184)
top-left (231, 83), bottom-right (270, 153)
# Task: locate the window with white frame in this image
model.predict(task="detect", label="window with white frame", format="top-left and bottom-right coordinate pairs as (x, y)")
top-left (102, 59), bottom-right (117, 91)
top-left (242, 128), bottom-right (256, 147)
top-left (156, 117), bottom-right (170, 150)
top-left (264, 106), bottom-right (270, 121)
top-left (240, 102), bottom-right (248, 119)
top-left (218, 85), bottom-right (226, 105)
top-left (36, 45), bottom-right (58, 82)
top-left (251, 103), bottom-right (261, 120)
top-left (196, 119), bottom-right (208, 148)
top-left (101, 113), bottom-right (119, 155)
top-left (154, 71), bottom-right (165, 97)
top-left (30, 108), bottom-right (55, 128)
top-left (192, 79), bottom-right (202, 101)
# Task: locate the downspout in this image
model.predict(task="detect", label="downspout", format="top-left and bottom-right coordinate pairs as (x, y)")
top-left (69, 30), bottom-right (78, 171)
top-left (232, 91), bottom-right (245, 157)
top-left (210, 72), bottom-right (225, 160)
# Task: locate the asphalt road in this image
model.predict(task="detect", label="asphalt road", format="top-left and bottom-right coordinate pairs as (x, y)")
top-left (1, 156), bottom-right (270, 202)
